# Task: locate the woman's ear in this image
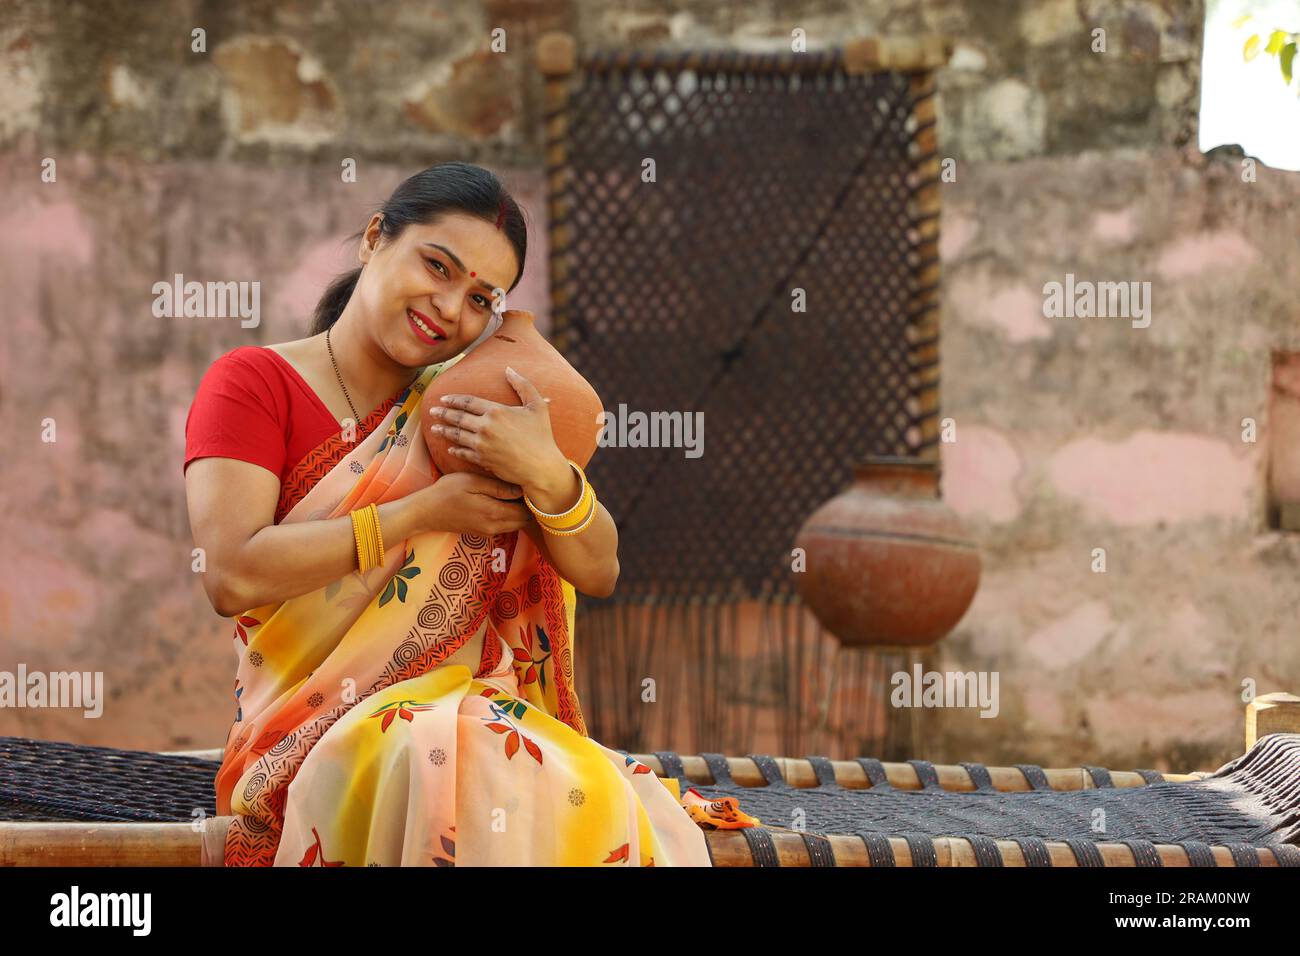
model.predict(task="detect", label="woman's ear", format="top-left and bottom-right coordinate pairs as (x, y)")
top-left (357, 214), bottom-right (384, 265)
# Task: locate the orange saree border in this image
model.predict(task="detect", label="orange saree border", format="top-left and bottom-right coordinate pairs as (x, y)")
top-left (273, 399), bottom-right (399, 524)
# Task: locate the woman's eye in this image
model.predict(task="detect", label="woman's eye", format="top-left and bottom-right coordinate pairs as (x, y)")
top-left (425, 258), bottom-right (448, 276)
top-left (473, 296), bottom-right (490, 310)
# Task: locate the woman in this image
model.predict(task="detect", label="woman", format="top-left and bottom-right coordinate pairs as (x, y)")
top-left (184, 162), bottom-right (748, 867)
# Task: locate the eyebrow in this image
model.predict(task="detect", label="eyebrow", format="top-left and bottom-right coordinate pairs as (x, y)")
top-left (421, 243), bottom-right (501, 296)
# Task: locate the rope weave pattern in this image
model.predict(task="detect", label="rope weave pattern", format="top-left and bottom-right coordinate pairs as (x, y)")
top-left (654, 733), bottom-right (1300, 865)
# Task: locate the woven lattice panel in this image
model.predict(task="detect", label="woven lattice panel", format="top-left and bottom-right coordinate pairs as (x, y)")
top-left (546, 47), bottom-right (939, 601)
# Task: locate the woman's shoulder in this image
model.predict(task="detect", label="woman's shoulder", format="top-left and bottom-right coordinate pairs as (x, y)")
top-left (203, 341), bottom-right (311, 380)
top-left (207, 343), bottom-right (274, 371)
top-left (218, 340), bottom-right (303, 365)
top-left (193, 344), bottom-right (302, 405)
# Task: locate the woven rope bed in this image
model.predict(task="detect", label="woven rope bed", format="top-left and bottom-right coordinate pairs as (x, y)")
top-left (2, 722), bottom-right (1298, 867)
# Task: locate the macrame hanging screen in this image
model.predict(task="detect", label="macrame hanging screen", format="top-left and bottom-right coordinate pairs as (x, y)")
top-left (544, 43), bottom-right (942, 757)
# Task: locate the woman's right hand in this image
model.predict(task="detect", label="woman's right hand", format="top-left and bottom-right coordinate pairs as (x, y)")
top-left (413, 472), bottom-right (532, 536)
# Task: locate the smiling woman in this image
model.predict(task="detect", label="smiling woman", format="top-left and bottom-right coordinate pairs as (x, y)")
top-left (182, 162), bottom-right (736, 867)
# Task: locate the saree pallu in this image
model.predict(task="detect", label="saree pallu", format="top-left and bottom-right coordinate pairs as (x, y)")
top-left (214, 354), bottom-right (719, 866)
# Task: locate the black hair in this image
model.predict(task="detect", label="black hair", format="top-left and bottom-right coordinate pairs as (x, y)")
top-left (310, 161), bottom-right (528, 335)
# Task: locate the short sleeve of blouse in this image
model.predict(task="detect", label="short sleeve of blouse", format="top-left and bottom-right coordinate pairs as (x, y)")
top-left (184, 349), bottom-right (287, 479)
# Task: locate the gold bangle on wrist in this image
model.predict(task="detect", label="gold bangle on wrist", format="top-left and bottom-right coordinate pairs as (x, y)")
top-left (369, 503), bottom-right (385, 562)
top-left (540, 483), bottom-right (594, 532)
top-left (539, 493), bottom-right (598, 536)
top-left (537, 484), bottom-right (599, 537)
top-left (350, 503), bottom-right (385, 571)
top-left (351, 510), bottom-right (367, 571)
top-left (524, 459), bottom-right (601, 537)
top-left (524, 460), bottom-right (587, 524)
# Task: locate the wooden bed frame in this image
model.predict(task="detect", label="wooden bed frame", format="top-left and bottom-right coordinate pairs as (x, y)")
top-left (2, 692), bottom-right (1297, 867)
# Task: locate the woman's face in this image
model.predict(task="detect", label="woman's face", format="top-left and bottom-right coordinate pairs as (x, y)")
top-left (354, 210), bottom-right (519, 366)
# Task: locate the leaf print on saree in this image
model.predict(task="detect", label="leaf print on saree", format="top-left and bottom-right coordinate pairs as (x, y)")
top-left (233, 614), bottom-right (260, 646)
top-left (378, 547), bottom-right (421, 607)
top-left (483, 696), bottom-right (543, 765)
top-left (511, 622), bottom-right (550, 692)
top-left (369, 698), bottom-right (438, 733)
top-left (298, 826), bottom-right (345, 867)
top-left (431, 827), bottom-right (456, 867)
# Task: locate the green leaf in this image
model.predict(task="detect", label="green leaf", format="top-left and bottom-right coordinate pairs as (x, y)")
top-left (1245, 34), bottom-right (1261, 61)
top-left (398, 566), bottom-right (421, 579)
top-left (1282, 43), bottom-right (1297, 85)
top-left (380, 579), bottom-right (395, 607)
top-left (396, 577), bottom-right (408, 602)
top-left (1266, 29), bottom-right (1288, 55)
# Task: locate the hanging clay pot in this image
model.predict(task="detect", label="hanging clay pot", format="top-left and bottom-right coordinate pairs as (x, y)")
top-left (792, 456), bottom-right (981, 647)
top-left (420, 309), bottom-right (604, 478)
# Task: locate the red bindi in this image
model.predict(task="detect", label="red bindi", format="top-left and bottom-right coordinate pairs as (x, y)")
top-left (470, 271), bottom-right (476, 277)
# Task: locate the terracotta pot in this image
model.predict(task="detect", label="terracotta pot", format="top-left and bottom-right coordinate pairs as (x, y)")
top-left (792, 456), bottom-right (981, 647)
top-left (420, 309), bottom-right (603, 478)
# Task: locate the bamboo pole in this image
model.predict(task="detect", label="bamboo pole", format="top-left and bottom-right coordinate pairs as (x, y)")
top-left (905, 66), bottom-right (942, 462)
top-left (708, 831), bottom-right (1287, 867)
top-left (843, 35), bottom-right (954, 74)
top-left (1245, 692), bottom-right (1300, 750)
top-left (4, 819), bottom-right (1281, 868)
top-left (0, 821), bottom-right (208, 867)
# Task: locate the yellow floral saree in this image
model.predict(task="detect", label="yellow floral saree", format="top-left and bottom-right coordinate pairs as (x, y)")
top-left (214, 354), bottom-right (744, 866)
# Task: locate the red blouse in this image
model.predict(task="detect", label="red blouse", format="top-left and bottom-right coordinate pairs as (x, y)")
top-left (184, 346), bottom-right (402, 519)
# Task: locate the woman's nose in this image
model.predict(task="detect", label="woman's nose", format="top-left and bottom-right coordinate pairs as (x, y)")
top-left (428, 293), bottom-right (464, 327)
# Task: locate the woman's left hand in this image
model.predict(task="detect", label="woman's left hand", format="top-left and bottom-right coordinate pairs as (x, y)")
top-left (429, 366), bottom-right (569, 491)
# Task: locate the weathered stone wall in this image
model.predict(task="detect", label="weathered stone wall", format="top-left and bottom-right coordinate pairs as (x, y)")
top-left (2, 0), bottom-right (1294, 770)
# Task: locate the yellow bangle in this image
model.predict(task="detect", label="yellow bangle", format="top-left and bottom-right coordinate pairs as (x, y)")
top-left (351, 504), bottom-right (384, 572)
top-left (538, 483), bottom-right (594, 532)
top-left (539, 492), bottom-right (598, 536)
top-left (524, 460), bottom-right (589, 525)
top-left (369, 503), bottom-right (385, 563)
top-left (538, 486), bottom-right (598, 538)
top-left (351, 509), bottom-right (367, 571)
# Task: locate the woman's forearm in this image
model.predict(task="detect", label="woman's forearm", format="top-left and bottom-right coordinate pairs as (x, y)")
top-left (538, 503), bottom-right (619, 596)
top-left (218, 495), bottom-right (427, 616)
top-left (521, 460), bottom-right (620, 597)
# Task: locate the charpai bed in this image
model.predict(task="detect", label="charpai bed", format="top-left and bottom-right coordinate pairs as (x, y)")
top-left (2, 693), bottom-right (1297, 867)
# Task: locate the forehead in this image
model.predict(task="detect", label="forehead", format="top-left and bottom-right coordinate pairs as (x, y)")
top-left (402, 213), bottom-right (515, 279)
